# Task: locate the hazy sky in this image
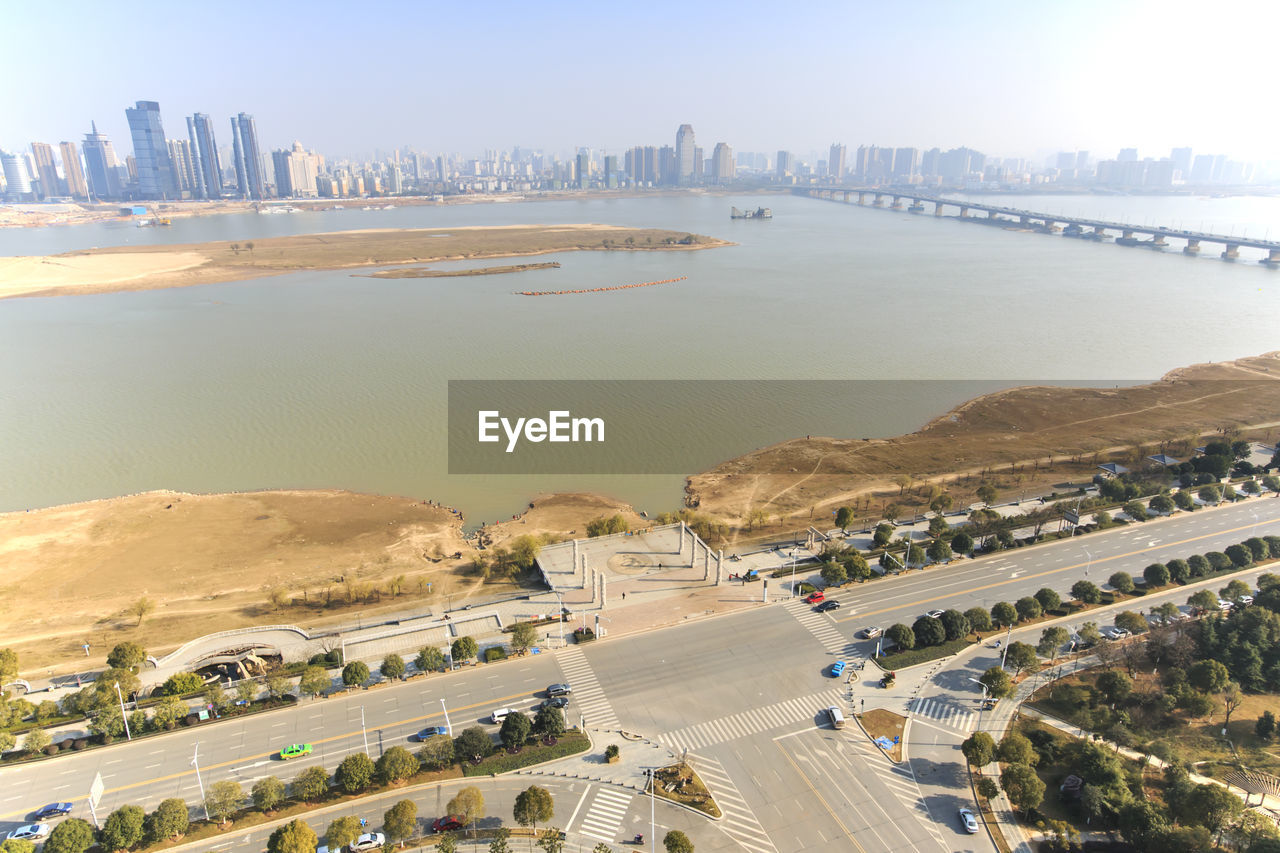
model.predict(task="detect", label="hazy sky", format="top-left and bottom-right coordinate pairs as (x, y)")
top-left (4, 0), bottom-right (1277, 163)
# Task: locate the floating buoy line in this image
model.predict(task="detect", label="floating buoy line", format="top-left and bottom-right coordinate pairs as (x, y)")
top-left (515, 276), bottom-right (687, 296)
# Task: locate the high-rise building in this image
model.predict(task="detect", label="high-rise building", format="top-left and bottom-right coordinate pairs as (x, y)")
top-left (1170, 147), bottom-right (1193, 178)
top-left (892, 147), bottom-right (918, 179)
top-left (272, 143), bottom-right (321, 198)
top-left (125, 100), bottom-right (178, 199)
top-left (675, 124), bottom-right (696, 186)
top-left (575, 150), bottom-right (590, 188)
top-left (167, 139), bottom-right (197, 195)
top-left (59, 141), bottom-right (89, 200)
top-left (30, 142), bottom-right (61, 199)
top-left (230, 113), bottom-right (265, 200)
top-left (829, 143), bottom-right (847, 181)
top-left (603, 154), bottom-right (618, 189)
top-left (921, 147), bottom-right (941, 177)
top-left (1117, 147), bottom-right (1138, 163)
top-left (1075, 151), bottom-right (1090, 172)
top-left (187, 113), bottom-right (223, 199)
top-left (658, 146), bottom-right (676, 186)
top-left (711, 142), bottom-right (734, 184)
top-left (1, 150), bottom-right (34, 201)
top-left (81, 122), bottom-right (122, 200)
top-left (776, 150), bottom-right (796, 179)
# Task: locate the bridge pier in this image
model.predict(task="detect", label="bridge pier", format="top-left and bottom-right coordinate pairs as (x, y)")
top-left (1183, 239), bottom-right (1200, 254)
top-left (958, 206), bottom-right (969, 218)
top-left (933, 201), bottom-right (944, 216)
top-left (873, 194), bottom-right (885, 207)
top-left (891, 196), bottom-right (904, 210)
top-left (1267, 248), bottom-right (1280, 266)
top-left (908, 200), bottom-right (924, 213)
top-left (1222, 243), bottom-right (1240, 261)
top-left (857, 192), bottom-right (866, 205)
top-left (841, 191), bottom-right (850, 203)
top-left (1149, 234), bottom-right (1168, 248)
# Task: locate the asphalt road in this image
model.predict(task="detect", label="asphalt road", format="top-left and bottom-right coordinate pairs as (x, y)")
top-left (2, 496), bottom-right (1277, 852)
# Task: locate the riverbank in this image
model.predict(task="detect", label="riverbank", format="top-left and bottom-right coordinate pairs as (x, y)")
top-left (361, 261), bottom-right (561, 278)
top-left (0, 224), bottom-right (731, 299)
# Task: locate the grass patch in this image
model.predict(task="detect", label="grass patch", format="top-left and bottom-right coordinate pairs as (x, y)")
top-left (859, 708), bottom-right (906, 762)
top-left (876, 636), bottom-right (973, 669)
top-left (461, 731), bottom-right (590, 776)
top-left (652, 761), bottom-right (722, 817)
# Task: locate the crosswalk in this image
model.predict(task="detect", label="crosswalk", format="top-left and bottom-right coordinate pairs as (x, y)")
top-left (556, 646), bottom-right (620, 730)
top-left (689, 754), bottom-right (778, 853)
top-left (782, 597), bottom-right (851, 655)
top-left (657, 688), bottom-right (846, 754)
top-left (908, 696), bottom-right (977, 733)
top-left (843, 733), bottom-right (948, 850)
top-left (575, 787), bottom-right (633, 845)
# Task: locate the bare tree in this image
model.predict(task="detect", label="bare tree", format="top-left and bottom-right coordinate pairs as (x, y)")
top-left (132, 596), bottom-right (156, 626)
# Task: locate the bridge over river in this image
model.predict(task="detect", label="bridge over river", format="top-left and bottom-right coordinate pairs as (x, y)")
top-left (799, 187), bottom-right (1280, 264)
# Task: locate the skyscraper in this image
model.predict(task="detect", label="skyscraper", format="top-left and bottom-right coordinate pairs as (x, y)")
top-left (81, 122), bottom-right (122, 200)
top-left (272, 142), bottom-right (321, 198)
top-left (60, 141), bottom-right (89, 200)
top-left (124, 100), bottom-right (178, 199)
top-left (30, 142), bottom-right (61, 199)
top-left (675, 124), bottom-right (695, 186)
top-left (167, 139), bottom-right (197, 195)
top-left (187, 113), bottom-right (223, 199)
top-left (892, 147), bottom-right (918, 179)
top-left (230, 113), bottom-right (266, 200)
top-left (1, 150), bottom-right (34, 201)
top-left (711, 142), bottom-right (734, 184)
top-left (829, 143), bottom-right (847, 181)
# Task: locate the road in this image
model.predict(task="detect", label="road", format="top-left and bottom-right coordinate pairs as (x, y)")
top-left (2, 495), bottom-right (1277, 852)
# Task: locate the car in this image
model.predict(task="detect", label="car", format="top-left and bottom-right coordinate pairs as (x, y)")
top-left (958, 807), bottom-right (979, 833)
top-left (432, 815), bottom-right (466, 833)
top-left (805, 590), bottom-right (825, 604)
top-left (278, 743), bottom-right (313, 759)
top-left (860, 626), bottom-right (882, 639)
top-left (490, 707), bottom-right (514, 724)
top-left (1101, 627), bottom-right (1130, 641)
top-left (830, 661), bottom-right (847, 677)
top-left (537, 696), bottom-right (569, 711)
top-left (6, 825), bottom-right (51, 842)
top-left (1217, 598), bottom-right (1234, 610)
top-left (547, 682), bottom-right (572, 697)
top-left (416, 726), bottom-right (448, 740)
top-left (347, 832), bottom-right (385, 851)
top-left (925, 610), bottom-right (945, 619)
top-left (981, 698), bottom-right (998, 710)
top-left (33, 803), bottom-right (73, 819)
top-left (1239, 595), bottom-right (1254, 606)
top-left (815, 600), bottom-right (841, 612)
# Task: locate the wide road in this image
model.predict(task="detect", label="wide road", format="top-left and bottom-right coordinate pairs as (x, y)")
top-left (2, 496), bottom-right (1277, 852)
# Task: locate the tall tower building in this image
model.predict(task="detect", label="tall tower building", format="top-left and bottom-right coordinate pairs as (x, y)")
top-left (1, 150), bottom-right (34, 201)
top-left (230, 113), bottom-right (265, 200)
top-left (675, 124), bottom-right (695, 186)
top-left (59, 141), bottom-right (89, 200)
top-left (124, 100), bottom-right (178, 199)
top-left (30, 142), bottom-right (61, 199)
top-left (711, 142), bottom-right (734, 184)
top-left (187, 114), bottom-right (224, 199)
top-left (167, 139), bottom-right (197, 195)
top-left (81, 122), bottom-right (122, 200)
top-left (829, 143), bottom-right (847, 181)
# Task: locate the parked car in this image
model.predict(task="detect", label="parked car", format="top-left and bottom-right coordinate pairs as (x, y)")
top-left (925, 609), bottom-right (944, 619)
top-left (830, 661), bottom-right (847, 677)
top-left (6, 825), bottom-right (50, 842)
top-left (278, 743), bottom-right (313, 759)
top-left (805, 590), bottom-right (825, 604)
top-left (816, 600), bottom-right (841, 613)
top-left (348, 832), bottom-right (385, 851)
top-left (958, 808), bottom-right (979, 833)
top-left (416, 726), bottom-right (448, 740)
top-left (547, 683), bottom-right (572, 697)
top-left (1101, 627), bottom-right (1130, 641)
top-left (860, 626), bottom-right (882, 639)
top-left (33, 803), bottom-right (73, 820)
top-left (537, 696), bottom-right (570, 711)
top-left (432, 815), bottom-right (465, 833)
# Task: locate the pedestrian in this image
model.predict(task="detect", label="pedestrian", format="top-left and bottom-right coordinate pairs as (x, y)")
top-left (621, 592), bottom-right (626, 600)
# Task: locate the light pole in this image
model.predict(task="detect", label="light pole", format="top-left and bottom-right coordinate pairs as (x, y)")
top-left (1083, 548), bottom-right (1092, 578)
top-left (1000, 623), bottom-right (1012, 670)
top-left (191, 744), bottom-right (210, 821)
top-left (360, 706), bottom-right (369, 756)
top-left (114, 682), bottom-right (131, 741)
top-left (554, 593), bottom-right (565, 645)
top-left (440, 698), bottom-right (452, 737)
top-left (969, 677), bottom-right (991, 732)
top-left (648, 768), bottom-right (655, 853)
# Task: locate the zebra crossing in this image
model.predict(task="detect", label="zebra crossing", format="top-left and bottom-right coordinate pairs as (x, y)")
top-left (688, 754), bottom-right (778, 853)
top-left (908, 696), bottom-right (977, 733)
top-left (657, 688), bottom-right (845, 754)
top-left (782, 597), bottom-right (851, 656)
top-left (842, 733), bottom-right (948, 850)
top-left (574, 786), bottom-right (633, 845)
top-left (555, 646), bottom-right (620, 729)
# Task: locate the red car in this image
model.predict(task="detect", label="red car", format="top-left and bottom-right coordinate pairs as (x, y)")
top-left (805, 591), bottom-right (825, 604)
top-left (432, 815), bottom-right (465, 833)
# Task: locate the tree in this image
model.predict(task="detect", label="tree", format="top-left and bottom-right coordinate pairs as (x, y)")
top-left (820, 561), bottom-right (848, 587)
top-left (377, 745), bottom-right (420, 785)
top-left (1033, 587), bottom-right (1061, 613)
top-left (381, 653), bottom-right (407, 680)
top-left (267, 819), bottom-right (319, 853)
top-left (1005, 642), bottom-right (1038, 675)
top-left (335, 752), bottom-right (375, 793)
top-left (43, 819), bottom-right (95, 853)
top-left (514, 785), bottom-right (555, 840)
top-left (1189, 659), bottom-right (1231, 694)
top-left (939, 609), bottom-right (970, 641)
top-left (100, 804), bottom-right (145, 852)
top-left (662, 830), bottom-right (694, 853)
top-left (326, 817), bottom-right (361, 850)
top-left (1199, 484), bottom-right (1221, 504)
top-left (1072, 579), bottom-right (1103, 604)
top-left (160, 673), bottom-right (206, 698)
top-left (1037, 627), bottom-right (1069, 659)
top-left (961, 731), bottom-right (996, 767)
top-left (1184, 783), bottom-right (1244, 834)
top-left (415, 646), bottom-right (445, 673)
top-left (872, 523), bottom-right (893, 548)
top-left (991, 601), bottom-right (1017, 627)
top-left (534, 705), bottom-right (565, 739)
top-left (927, 539), bottom-right (952, 563)
top-left (979, 666), bottom-right (1014, 699)
top-left (1, 839), bottom-right (36, 853)
top-left (251, 775), bottom-right (286, 812)
top-left (1167, 558), bottom-right (1191, 584)
top-left (1226, 544), bottom-right (1253, 567)
top-left (1149, 493), bottom-right (1175, 514)
top-left (885, 623), bottom-right (914, 651)
top-left (1114, 611), bottom-right (1148, 634)
top-left (965, 607), bottom-right (992, 633)
top-left (884, 503), bottom-right (903, 523)
top-left (1223, 683), bottom-right (1245, 728)
top-left (267, 673), bottom-right (291, 700)
top-left (1079, 622), bottom-right (1103, 647)
top-left (537, 829), bottom-right (565, 853)
top-left (511, 623), bottom-right (538, 655)
top-left (952, 531), bottom-right (974, 554)
top-left (1188, 554), bottom-right (1212, 577)
top-left (419, 733), bottom-right (455, 769)
top-left (23, 727), bottom-right (51, 753)
top-left (447, 786), bottom-right (485, 836)
top-left (1244, 537), bottom-right (1271, 562)
top-left (298, 665), bottom-right (330, 698)
top-left (455, 726), bottom-right (494, 761)
top-left (96, 666), bottom-right (140, 703)
top-left (1222, 578), bottom-right (1253, 602)
top-left (437, 833), bottom-right (458, 853)
top-left (912, 616), bottom-right (946, 647)
top-left (835, 506), bottom-right (854, 529)
top-left (1174, 490), bottom-right (1196, 511)
top-left (1119, 800), bottom-right (1169, 849)
top-left (452, 636), bottom-right (479, 664)
top-left (384, 799), bottom-right (418, 847)
top-left (106, 642), bottom-right (146, 671)
top-left (235, 679), bottom-right (259, 706)
top-left (997, 731), bottom-right (1038, 766)
top-left (1123, 500), bottom-right (1148, 521)
top-left (341, 660), bottom-right (370, 687)
top-left (131, 596), bottom-right (155, 626)
top-left (145, 798), bottom-right (189, 843)
top-left (1000, 763), bottom-right (1045, 814)
top-left (1257, 710), bottom-right (1277, 741)
top-left (500, 710), bottom-right (533, 750)
top-left (205, 779), bottom-right (243, 825)
top-left (1109, 571), bottom-right (1135, 595)
top-left (489, 827), bottom-right (512, 853)
top-left (1143, 562), bottom-right (1171, 588)
top-left (1189, 589), bottom-right (1220, 613)
top-left (1096, 669), bottom-right (1132, 705)
top-left (976, 483), bottom-right (998, 504)
top-left (1015, 597), bottom-right (1042, 622)
top-left (291, 765), bottom-right (330, 802)
top-left (976, 777), bottom-right (1000, 801)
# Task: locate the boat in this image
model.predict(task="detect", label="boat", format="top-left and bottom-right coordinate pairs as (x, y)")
top-left (156, 217), bottom-right (171, 226)
top-left (730, 206), bottom-right (772, 220)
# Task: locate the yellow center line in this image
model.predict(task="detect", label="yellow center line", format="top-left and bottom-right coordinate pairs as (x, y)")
top-left (773, 741), bottom-right (866, 853)
top-left (837, 516), bottom-right (1270, 622)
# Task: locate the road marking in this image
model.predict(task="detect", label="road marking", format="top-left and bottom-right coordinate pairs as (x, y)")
top-left (773, 743), bottom-right (866, 852)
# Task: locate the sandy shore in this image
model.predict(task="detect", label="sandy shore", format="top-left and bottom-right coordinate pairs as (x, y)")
top-left (0, 224), bottom-right (731, 300)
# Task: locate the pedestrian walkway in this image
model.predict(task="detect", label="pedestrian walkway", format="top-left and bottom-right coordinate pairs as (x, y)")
top-left (844, 733), bottom-right (948, 850)
top-left (781, 598), bottom-right (852, 656)
top-left (657, 688), bottom-right (845, 754)
top-left (574, 787), bottom-right (634, 845)
top-left (688, 754), bottom-right (779, 853)
top-left (556, 647), bottom-right (621, 730)
top-left (908, 696), bottom-right (977, 734)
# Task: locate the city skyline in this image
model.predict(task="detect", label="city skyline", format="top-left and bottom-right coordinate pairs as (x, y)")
top-left (2, 0), bottom-right (1277, 164)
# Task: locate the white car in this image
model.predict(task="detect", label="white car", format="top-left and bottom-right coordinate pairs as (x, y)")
top-left (489, 707), bottom-right (514, 724)
top-left (1101, 627), bottom-right (1130, 640)
top-left (958, 808), bottom-right (979, 833)
top-left (6, 824), bottom-right (51, 842)
top-left (925, 610), bottom-right (945, 619)
top-left (348, 833), bottom-right (385, 851)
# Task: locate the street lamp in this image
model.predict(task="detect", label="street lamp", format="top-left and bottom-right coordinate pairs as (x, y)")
top-left (440, 698), bottom-right (453, 737)
top-left (647, 768), bottom-right (655, 853)
top-left (1083, 548), bottom-right (1092, 578)
top-left (553, 593), bottom-right (566, 646)
top-left (114, 682), bottom-right (131, 741)
top-left (191, 744), bottom-right (210, 821)
top-left (360, 706), bottom-right (369, 756)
